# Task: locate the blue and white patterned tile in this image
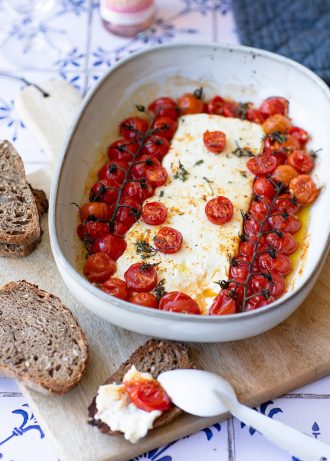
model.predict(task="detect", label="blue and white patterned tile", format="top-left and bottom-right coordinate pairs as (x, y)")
top-left (233, 397), bottom-right (330, 461)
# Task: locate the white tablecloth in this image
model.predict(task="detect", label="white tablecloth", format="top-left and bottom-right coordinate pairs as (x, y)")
top-left (0, 1), bottom-right (329, 460)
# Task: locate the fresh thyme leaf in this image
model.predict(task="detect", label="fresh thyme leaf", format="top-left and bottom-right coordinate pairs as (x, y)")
top-left (193, 87), bottom-right (204, 100)
top-left (135, 104), bottom-right (145, 112)
top-left (237, 102), bottom-right (250, 119)
top-left (269, 131), bottom-right (287, 143)
top-left (194, 159), bottom-right (204, 166)
top-left (203, 176), bottom-right (214, 194)
top-left (135, 240), bottom-right (157, 259)
top-left (159, 190), bottom-right (164, 197)
top-left (232, 142), bottom-right (255, 157)
top-left (154, 279), bottom-right (167, 300)
top-left (309, 148), bottom-right (322, 159)
top-left (240, 171), bottom-right (247, 178)
top-left (174, 161), bottom-right (189, 182)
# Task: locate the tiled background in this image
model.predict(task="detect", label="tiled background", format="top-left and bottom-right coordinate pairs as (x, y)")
top-left (0, 1), bottom-right (329, 460)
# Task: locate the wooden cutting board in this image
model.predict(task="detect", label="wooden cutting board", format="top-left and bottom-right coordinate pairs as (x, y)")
top-left (2, 207), bottom-right (329, 461)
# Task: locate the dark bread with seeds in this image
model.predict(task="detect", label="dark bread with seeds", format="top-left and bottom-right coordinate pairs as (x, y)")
top-left (0, 235), bottom-right (41, 257)
top-left (30, 187), bottom-right (48, 216)
top-left (0, 140), bottom-right (40, 246)
top-left (0, 280), bottom-right (88, 394)
top-left (88, 339), bottom-right (195, 435)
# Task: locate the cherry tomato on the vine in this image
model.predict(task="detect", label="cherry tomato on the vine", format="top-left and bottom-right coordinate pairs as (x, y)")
top-left (91, 233), bottom-right (127, 260)
top-left (130, 292), bottom-right (159, 309)
top-left (289, 175), bottom-right (319, 204)
top-left (289, 126), bottom-right (309, 146)
top-left (101, 278), bottom-right (130, 300)
top-left (148, 97), bottom-right (178, 120)
top-left (271, 164), bottom-right (298, 186)
top-left (131, 155), bottom-right (161, 179)
top-left (152, 117), bottom-right (177, 140)
top-left (266, 232), bottom-right (298, 255)
top-left (177, 93), bottom-right (204, 115)
top-left (268, 214), bottom-right (301, 233)
top-left (246, 108), bottom-right (265, 124)
top-left (258, 253), bottom-right (292, 276)
top-left (159, 291), bottom-right (200, 314)
top-left (247, 155), bottom-right (277, 176)
top-left (207, 95), bottom-right (225, 115)
top-left (287, 150), bottom-right (314, 174)
top-left (260, 97), bottom-right (289, 117)
top-left (77, 221), bottom-right (109, 242)
top-left (80, 201), bottom-right (112, 221)
top-left (209, 292), bottom-right (236, 315)
top-left (145, 166), bottom-right (168, 187)
top-left (107, 139), bottom-right (139, 163)
top-left (253, 177), bottom-right (276, 199)
top-left (119, 117), bottom-right (149, 140)
top-left (262, 114), bottom-right (292, 135)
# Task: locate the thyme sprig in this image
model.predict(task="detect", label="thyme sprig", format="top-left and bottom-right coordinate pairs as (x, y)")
top-left (232, 142), bottom-right (255, 158)
top-left (203, 176), bottom-right (214, 195)
top-left (268, 131), bottom-right (287, 143)
top-left (154, 279), bottom-right (167, 300)
top-left (135, 240), bottom-right (158, 259)
top-left (174, 161), bottom-right (189, 182)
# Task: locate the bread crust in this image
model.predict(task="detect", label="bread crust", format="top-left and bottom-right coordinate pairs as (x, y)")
top-left (88, 339), bottom-right (195, 437)
top-left (0, 280), bottom-right (88, 394)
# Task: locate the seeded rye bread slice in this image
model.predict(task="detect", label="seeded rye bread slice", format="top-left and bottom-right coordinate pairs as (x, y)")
top-left (0, 140), bottom-right (40, 246)
top-left (0, 280), bottom-right (88, 394)
top-left (88, 339), bottom-right (195, 436)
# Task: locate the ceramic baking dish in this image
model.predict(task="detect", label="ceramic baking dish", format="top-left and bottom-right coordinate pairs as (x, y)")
top-left (49, 43), bottom-right (330, 342)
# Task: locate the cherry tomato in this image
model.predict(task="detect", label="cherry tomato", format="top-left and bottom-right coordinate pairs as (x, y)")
top-left (145, 166), bottom-right (168, 187)
top-left (222, 100), bottom-right (239, 118)
top-left (154, 227), bottom-right (183, 254)
top-left (80, 201), bottom-right (112, 221)
top-left (178, 93), bottom-right (204, 115)
top-left (269, 214), bottom-right (301, 233)
top-left (263, 134), bottom-right (300, 158)
top-left (124, 262), bottom-right (158, 292)
top-left (131, 155), bottom-right (161, 179)
top-left (148, 96), bottom-right (178, 120)
top-left (101, 278), bottom-right (130, 300)
top-left (271, 164), bottom-right (299, 186)
top-left (205, 196), bottom-right (233, 225)
top-left (249, 200), bottom-right (269, 221)
top-left (114, 198), bottom-right (142, 228)
top-left (209, 291), bottom-right (236, 315)
top-left (266, 232), bottom-right (298, 255)
top-left (124, 379), bottom-right (172, 412)
top-left (245, 295), bottom-right (275, 311)
top-left (230, 261), bottom-right (249, 280)
top-left (273, 193), bottom-right (301, 214)
top-left (207, 95), bottom-right (225, 115)
top-left (287, 150), bottom-right (314, 174)
top-left (289, 126), bottom-right (309, 146)
top-left (119, 117), bottom-right (149, 140)
top-left (107, 139), bottom-right (139, 162)
top-left (141, 182), bottom-right (155, 201)
top-left (122, 181), bottom-right (144, 203)
top-left (224, 280), bottom-right (245, 304)
top-left (253, 177), bottom-right (276, 199)
top-left (260, 97), bottom-right (289, 117)
top-left (258, 253), bottom-right (292, 276)
top-left (112, 222), bottom-right (129, 237)
top-left (239, 240), bottom-right (255, 258)
top-left (246, 108), bottom-right (265, 124)
top-left (152, 117), bottom-right (177, 140)
top-left (83, 252), bottom-right (116, 283)
top-left (91, 233), bottom-right (127, 260)
top-left (289, 175), bottom-right (319, 204)
top-left (142, 135), bottom-right (170, 160)
top-left (89, 179), bottom-right (120, 205)
top-left (130, 292), bottom-right (159, 309)
top-left (247, 155), bottom-right (277, 176)
top-left (252, 272), bottom-right (286, 298)
top-left (77, 221), bottom-right (109, 242)
top-left (244, 216), bottom-right (270, 236)
top-left (262, 114), bottom-right (292, 135)
top-left (159, 291), bottom-right (200, 314)
top-left (142, 201), bottom-right (168, 225)
top-left (98, 160), bottom-right (128, 184)
top-left (203, 130), bottom-right (227, 153)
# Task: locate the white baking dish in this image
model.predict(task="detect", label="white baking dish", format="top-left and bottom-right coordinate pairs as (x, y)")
top-left (49, 43), bottom-right (330, 342)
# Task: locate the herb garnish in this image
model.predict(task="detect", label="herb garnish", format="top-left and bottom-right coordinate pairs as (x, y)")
top-left (174, 161), bottom-right (189, 182)
top-left (193, 87), bottom-right (204, 100)
top-left (194, 159), bottom-right (204, 166)
top-left (159, 190), bottom-right (164, 197)
top-left (135, 104), bottom-right (145, 112)
top-left (135, 240), bottom-right (157, 259)
top-left (309, 148), bottom-right (322, 159)
top-left (203, 176), bottom-right (214, 195)
top-left (237, 102), bottom-right (250, 119)
top-left (232, 142), bottom-right (255, 158)
top-left (154, 279), bottom-right (167, 300)
top-left (269, 131), bottom-right (287, 143)
top-left (240, 171), bottom-right (247, 178)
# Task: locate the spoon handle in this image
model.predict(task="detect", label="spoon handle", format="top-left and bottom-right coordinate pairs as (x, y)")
top-left (230, 399), bottom-right (330, 461)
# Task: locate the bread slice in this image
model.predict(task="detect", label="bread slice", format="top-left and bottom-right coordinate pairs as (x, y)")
top-left (30, 187), bottom-right (48, 216)
top-left (0, 140), bottom-right (40, 245)
top-left (88, 339), bottom-right (195, 436)
top-left (0, 280), bottom-right (88, 394)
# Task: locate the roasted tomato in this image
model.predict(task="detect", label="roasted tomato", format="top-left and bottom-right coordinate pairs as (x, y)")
top-left (287, 150), bottom-right (314, 174)
top-left (154, 227), bottom-right (183, 254)
top-left (131, 155), bottom-right (161, 179)
top-left (289, 175), bottom-right (319, 204)
top-left (289, 126), bottom-right (309, 146)
top-left (77, 221), bottom-right (109, 242)
top-left (260, 97), bottom-right (289, 117)
top-left (253, 177), bottom-right (276, 199)
top-left (145, 166), bottom-right (168, 187)
top-left (84, 252), bottom-right (116, 283)
top-left (124, 379), bottom-right (172, 412)
top-left (91, 233), bottom-right (127, 260)
top-left (209, 291), bottom-right (236, 315)
top-left (124, 262), bottom-right (158, 292)
top-left (119, 116), bottom-right (149, 140)
top-left (89, 179), bottom-right (120, 205)
top-left (101, 278), bottom-right (130, 300)
top-left (142, 135), bottom-right (170, 160)
top-left (262, 114), bottom-right (292, 135)
top-left (268, 214), bottom-right (301, 233)
top-left (266, 232), bottom-right (298, 255)
top-left (152, 116), bottom-right (177, 140)
top-left (129, 292), bottom-right (159, 309)
top-left (271, 164), bottom-right (299, 186)
top-left (98, 161), bottom-right (128, 185)
top-left (142, 201), bottom-right (168, 225)
top-left (80, 201), bottom-right (112, 221)
top-left (247, 155), bottom-right (277, 176)
top-left (159, 291), bottom-right (200, 314)
top-left (246, 108), bottom-right (265, 124)
top-left (177, 92), bottom-right (204, 115)
top-left (148, 96), bottom-right (178, 120)
top-left (258, 253), bottom-right (292, 276)
top-left (207, 95), bottom-right (225, 115)
top-left (205, 196), bottom-right (233, 225)
top-left (107, 139), bottom-right (139, 163)
top-left (203, 130), bottom-right (226, 153)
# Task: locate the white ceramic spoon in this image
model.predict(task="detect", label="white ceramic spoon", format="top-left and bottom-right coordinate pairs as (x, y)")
top-left (158, 369), bottom-right (330, 461)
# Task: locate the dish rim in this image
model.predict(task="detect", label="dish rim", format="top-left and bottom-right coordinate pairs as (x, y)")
top-left (49, 41), bottom-right (330, 323)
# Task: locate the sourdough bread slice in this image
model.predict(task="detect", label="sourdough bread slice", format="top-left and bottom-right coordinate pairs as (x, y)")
top-left (0, 140), bottom-right (40, 245)
top-left (0, 280), bottom-right (88, 394)
top-left (88, 339), bottom-right (195, 435)
top-left (30, 187), bottom-right (48, 216)
top-left (0, 236), bottom-right (41, 257)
